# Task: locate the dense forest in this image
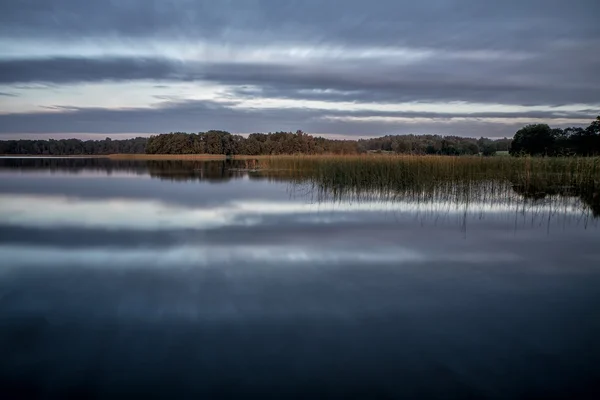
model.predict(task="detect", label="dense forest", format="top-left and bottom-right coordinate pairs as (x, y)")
top-left (0, 131), bottom-right (510, 156)
top-left (146, 131), bottom-right (358, 155)
top-left (0, 137), bottom-right (147, 156)
top-left (145, 131), bottom-right (512, 156)
top-left (0, 117), bottom-right (597, 156)
top-left (510, 117), bottom-right (600, 156)
top-left (359, 135), bottom-right (511, 156)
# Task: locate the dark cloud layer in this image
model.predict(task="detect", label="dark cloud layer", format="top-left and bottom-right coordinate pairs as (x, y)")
top-left (0, 99), bottom-right (594, 138)
top-left (2, 51), bottom-right (599, 107)
top-left (0, 57), bottom-right (180, 84)
top-left (0, 0), bottom-right (598, 137)
top-left (202, 53), bottom-right (600, 106)
top-left (2, 0), bottom-right (598, 50)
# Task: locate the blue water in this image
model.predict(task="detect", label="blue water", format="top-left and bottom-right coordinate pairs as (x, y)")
top-left (1, 158), bottom-right (599, 399)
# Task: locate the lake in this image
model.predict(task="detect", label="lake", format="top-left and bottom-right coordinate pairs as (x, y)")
top-left (1, 157), bottom-right (599, 399)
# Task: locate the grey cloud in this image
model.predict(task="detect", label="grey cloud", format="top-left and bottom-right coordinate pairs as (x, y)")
top-left (200, 39), bottom-right (600, 106)
top-left (2, 51), bottom-right (599, 107)
top-left (0, 57), bottom-right (181, 84)
top-left (0, 99), bottom-right (293, 134)
top-left (220, 67), bottom-right (599, 107)
top-left (1, 0), bottom-right (598, 136)
top-left (0, 99), bottom-right (593, 138)
top-left (1, 0), bottom-right (598, 51)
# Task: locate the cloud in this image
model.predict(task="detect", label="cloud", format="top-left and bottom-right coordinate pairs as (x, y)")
top-left (0, 99), bottom-right (298, 134)
top-left (2, 46), bottom-right (599, 106)
top-left (0, 98), bottom-right (594, 137)
top-left (0, 193), bottom-right (586, 233)
top-left (0, 0), bottom-right (598, 137)
top-left (213, 58), bottom-right (600, 107)
top-left (0, 57), bottom-right (181, 84)
top-left (1, 0), bottom-right (598, 51)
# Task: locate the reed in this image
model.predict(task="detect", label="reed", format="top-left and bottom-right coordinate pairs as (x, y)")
top-left (251, 155), bottom-right (600, 215)
top-left (256, 155), bottom-right (598, 185)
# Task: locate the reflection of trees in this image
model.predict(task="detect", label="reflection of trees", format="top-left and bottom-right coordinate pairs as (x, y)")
top-left (0, 158), bottom-right (261, 183)
top-left (0, 157), bottom-right (149, 175)
top-left (145, 160), bottom-right (260, 182)
top-left (581, 190), bottom-right (600, 218)
top-left (512, 182), bottom-right (599, 218)
top-left (2, 157), bottom-right (598, 218)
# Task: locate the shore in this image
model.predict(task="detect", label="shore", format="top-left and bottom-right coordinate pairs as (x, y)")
top-left (1, 154), bottom-right (245, 160)
top-left (2, 154), bottom-right (378, 160)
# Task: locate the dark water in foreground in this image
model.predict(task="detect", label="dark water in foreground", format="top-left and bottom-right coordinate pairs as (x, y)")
top-left (1, 158), bottom-right (599, 399)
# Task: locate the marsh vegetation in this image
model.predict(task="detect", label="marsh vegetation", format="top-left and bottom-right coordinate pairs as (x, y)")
top-left (2, 155), bottom-right (600, 398)
top-left (4, 154), bottom-right (599, 218)
top-left (245, 155), bottom-right (598, 215)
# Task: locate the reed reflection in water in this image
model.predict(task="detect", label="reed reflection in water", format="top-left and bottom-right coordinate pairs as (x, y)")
top-left (1, 156), bottom-right (600, 398)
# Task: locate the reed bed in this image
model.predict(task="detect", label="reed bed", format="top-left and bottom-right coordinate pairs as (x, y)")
top-left (251, 155), bottom-right (600, 216)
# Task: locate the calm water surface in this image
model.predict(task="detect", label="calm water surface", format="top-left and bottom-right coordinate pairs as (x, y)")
top-left (1, 158), bottom-right (599, 399)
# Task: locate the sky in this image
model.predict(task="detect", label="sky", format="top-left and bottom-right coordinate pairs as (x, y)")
top-left (0, 0), bottom-right (598, 139)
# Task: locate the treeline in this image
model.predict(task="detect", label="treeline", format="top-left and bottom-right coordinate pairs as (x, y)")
top-left (510, 117), bottom-right (600, 156)
top-left (1, 117), bottom-right (597, 157)
top-left (359, 135), bottom-right (512, 156)
top-left (146, 130), bottom-right (512, 156)
top-left (145, 130), bottom-right (358, 155)
top-left (0, 137), bottom-right (148, 155)
top-left (0, 131), bottom-right (516, 157)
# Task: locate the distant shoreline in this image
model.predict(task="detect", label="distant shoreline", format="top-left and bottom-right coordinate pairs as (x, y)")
top-left (0, 154), bottom-right (230, 160)
top-left (0, 154), bottom-right (312, 160)
top-left (0, 153), bottom-right (494, 160)
top-left (0, 153), bottom-right (414, 160)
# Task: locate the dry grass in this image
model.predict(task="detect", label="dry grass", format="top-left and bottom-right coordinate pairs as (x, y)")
top-left (251, 155), bottom-right (600, 211)
top-left (107, 154), bottom-right (229, 160)
top-left (107, 154), bottom-right (304, 160)
top-left (255, 154), bottom-right (600, 183)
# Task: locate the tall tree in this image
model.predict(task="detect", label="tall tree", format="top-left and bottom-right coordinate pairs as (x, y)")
top-left (510, 124), bottom-right (555, 156)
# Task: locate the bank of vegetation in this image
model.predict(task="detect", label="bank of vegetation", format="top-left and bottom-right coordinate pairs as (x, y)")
top-left (0, 137), bottom-right (147, 156)
top-left (0, 132), bottom-right (510, 156)
top-left (3, 154), bottom-right (598, 217)
top-left (510, 117), bottom-right (600, 156)
top-left (0, 116), bottom-right (597, 157)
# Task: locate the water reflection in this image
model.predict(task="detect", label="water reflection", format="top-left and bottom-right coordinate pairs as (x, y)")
top-left (1, 157), bottom-right (600, 398)
top-left (2, 157), bottom-right (598, 224)
top-left (0, 157), bottom-right (251, 181)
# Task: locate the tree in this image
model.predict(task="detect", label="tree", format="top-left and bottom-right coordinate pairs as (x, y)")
top-left (510, 124), bottom-right (555, 156)
top-left (0, 137), bottom-right (148, 155)
top-left (580, 116), bottom-right (600, 155)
